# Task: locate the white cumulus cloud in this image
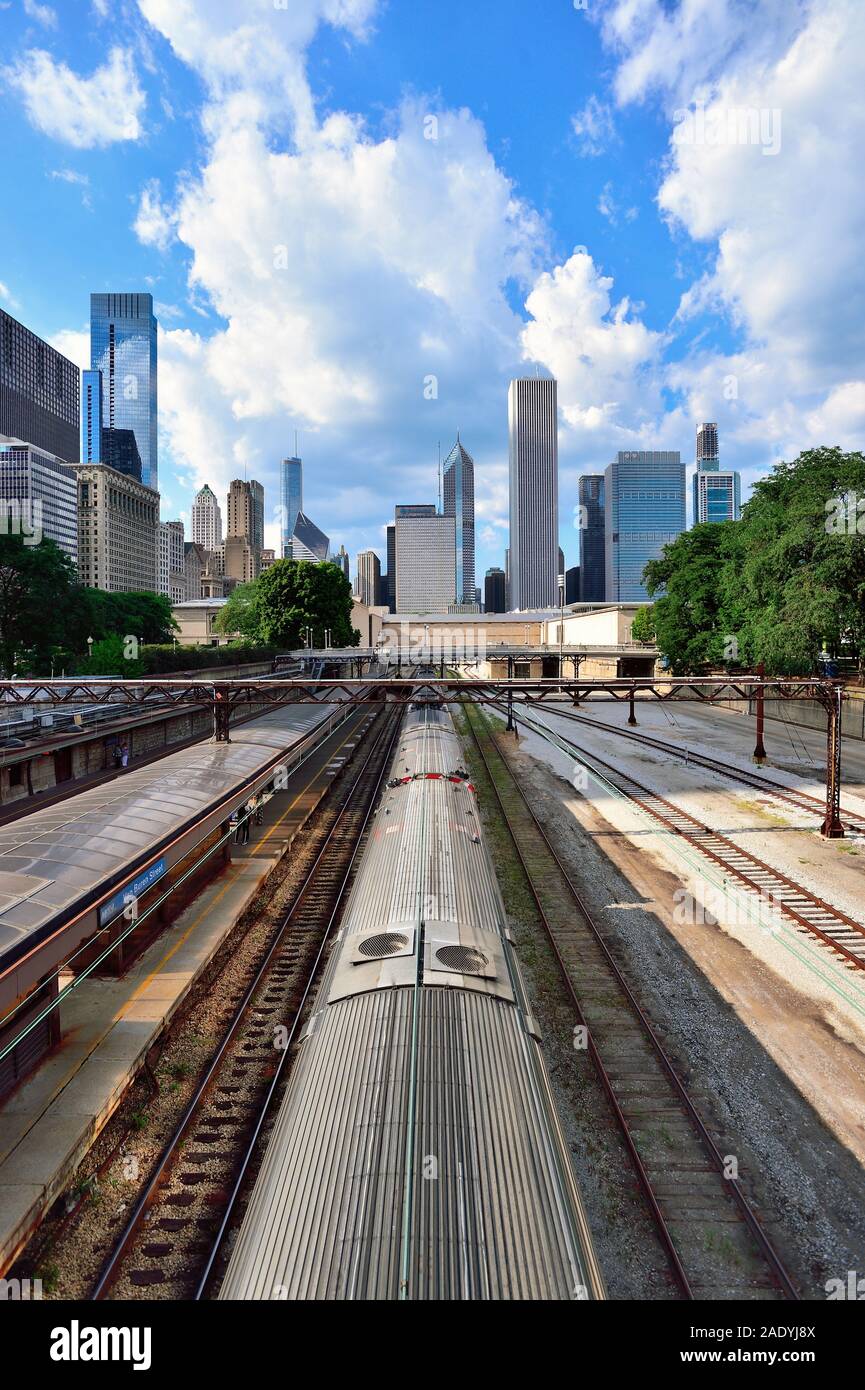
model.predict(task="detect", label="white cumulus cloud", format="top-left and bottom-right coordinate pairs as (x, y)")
top-left (6, 46), bottom-right (145, 148)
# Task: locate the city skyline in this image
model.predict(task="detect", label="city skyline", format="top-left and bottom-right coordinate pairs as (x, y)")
top-left (1, 2), bottom-right (858, 584)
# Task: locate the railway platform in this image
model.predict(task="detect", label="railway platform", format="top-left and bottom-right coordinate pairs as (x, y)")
top-left (0, 710), bottom-right (370, 1273)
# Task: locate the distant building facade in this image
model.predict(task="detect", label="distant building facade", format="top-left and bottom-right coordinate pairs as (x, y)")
top-left (395, 513), bottom-right (456, 612)
top-left (0, 439), bottom-right (78, 563)
top-left (73, 462), bottom-right (159, 592)
top-left (692, 423), bottom-right (740, 524)
top-left (484, 566), bottom-right (506, 613)
top-left (335, 543), bottom-right (350, 579)
top-left (158, 519), bottom-right (185, 600)
top-left (565, 565), bottom-right (580, 605)
top-left (288, 512), bottom-right (329, 563)
top-left (578, 474), bottom-right (605, 602)
top-left (605, 451), bottom-right (685, 602)
top-left (192, 484), bottom-right (223, 551)
top-left (386, 522), bottom-right (396, 611)
top-left (355, 549), bottom-right (381, 607)
top-left (508, 376), bottom-right (558, 609)
top-left (442, 437), bottom-right (476, 605)
top-left (0, 307), bottom-right (79, 462)
top-left (280, 456), bottom-right (302, 557)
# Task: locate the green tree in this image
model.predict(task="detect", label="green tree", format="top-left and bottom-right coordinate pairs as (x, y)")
top-left (256, 560), bottom-right (359, 648)
top-left (641, 447), bottom-right (865, 674)
top-left (630, 605), bottom-right (656, 643)
top-left (727, 446), bottom-right (865, 673)
top-left (643, 523), bottom-right (734, 672)
top-left (214, 581), bottom-right (263, 641)
top-left (85, 591), bottom-right (177, 646)
top-left (84, 634), bottom-right (144, 676)
top-left (0, 535), bottom-right (87, 676)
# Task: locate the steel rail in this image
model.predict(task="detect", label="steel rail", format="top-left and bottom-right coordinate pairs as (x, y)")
top-left (530, 703), bottom-right (865, 837)
top-left (463, 698), bottom-right (799, 1302)
top-left (194, 705), bottom-right (404, 1300)
top-left (91, 706), bottom-right (402, 1301)
top-left (493, 699), bottom-right (865, 973)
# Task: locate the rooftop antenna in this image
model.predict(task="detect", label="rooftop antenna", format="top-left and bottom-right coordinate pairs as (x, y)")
top-left (294, 429), bottom-right (298, 459)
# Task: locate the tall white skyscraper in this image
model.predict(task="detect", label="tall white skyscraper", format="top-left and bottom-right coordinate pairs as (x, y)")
top-left (191, 483), bottom-right (223, 551)
top-left (508, 377), bottom-right (559, 609)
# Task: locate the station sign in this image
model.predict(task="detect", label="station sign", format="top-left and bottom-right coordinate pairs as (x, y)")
top-left (98, 858), bottom-right (167, 927)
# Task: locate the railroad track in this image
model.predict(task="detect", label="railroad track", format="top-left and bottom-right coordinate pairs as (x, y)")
top-left (529, 701), bottom-right (865, 837)
top-left (462, 699), bottom-right (798, 1302)
top-left (493, 699), bottom-right (865, 975)
top-left (92, 706), bottom-right (403, 1302)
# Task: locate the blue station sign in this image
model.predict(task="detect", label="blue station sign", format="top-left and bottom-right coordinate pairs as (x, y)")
top-left (98, 858), bottom-right (167, 927)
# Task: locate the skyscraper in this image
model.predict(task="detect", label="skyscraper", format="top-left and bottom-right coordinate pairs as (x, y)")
top-left (395, 512), bottom-right (456, 612)
top-left (386, 523), bottom-right (396, 610)
top-left (227, 479), bottom-right (264, 550)
top-left (484, 566), bottom-right (506, 613)
top-left (508, 377), bottom-right (558, 609)
top-left (355, 549), bottom-right (381, 607)
top-left (696, 422), bottom-right (719, 467)
top-left (442, 436), bottom-right (476, 605)
top-left (692, 423), bottom-right (741, 524)
top-left (336, 543), bottom-right (350, 579)
top-left (605, 451), bottom-right (685, 601)
top-left (89, 293), bottom-right (157, 491)
top-left (578, 474), bottom-right (605, 601)
top-left (289, 512), bottom-right (329, 563)
top-left (0, 439), bottom-right (78, 562)
top-left (192, 483), bottom-right (223, 551)
top-left (0, 307), bottom-right (80, 461)
top-left (280, 456), bottom-right (302, 557)
top-left (73, 462), bottom-right (159, 591)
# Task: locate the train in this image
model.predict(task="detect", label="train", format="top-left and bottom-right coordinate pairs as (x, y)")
top-left (219, 700), bottom-right (605, 1300)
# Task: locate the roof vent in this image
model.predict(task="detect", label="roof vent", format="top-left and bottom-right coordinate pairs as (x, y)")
top-left (435, 944), bottom-right (489, 975)
top-left (357, 932), bottom-right (410, 960)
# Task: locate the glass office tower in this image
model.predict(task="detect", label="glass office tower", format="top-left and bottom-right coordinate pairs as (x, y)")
top-left (578, 474), bottom-right (605, 601)
top-left (89, 293), bottom-right (158, 491)
top-left (280, 456), bottom-right (302, 557)
top-left (692, 423), bottom-right (740, 524)
top-left (81, 369), bottom-right (103, 464)
top-left (604, 451), bottom-right (685, 601)
top-left (442, 437), bottom-right (476, 605)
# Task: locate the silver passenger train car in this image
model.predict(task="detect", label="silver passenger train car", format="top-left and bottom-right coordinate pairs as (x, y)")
top-left (220, 702), bottom-right (605, 1300)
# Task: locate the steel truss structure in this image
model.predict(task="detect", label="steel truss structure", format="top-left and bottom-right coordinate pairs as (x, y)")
top-left (0, 676), bottom-right (847, 836)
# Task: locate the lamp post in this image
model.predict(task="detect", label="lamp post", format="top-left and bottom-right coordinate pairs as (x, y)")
top-left (87, 636), bottom-right (94, 661)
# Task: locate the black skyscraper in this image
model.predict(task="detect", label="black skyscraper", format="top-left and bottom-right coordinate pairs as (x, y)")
top-left (484, 566), bottom-right (506, 613)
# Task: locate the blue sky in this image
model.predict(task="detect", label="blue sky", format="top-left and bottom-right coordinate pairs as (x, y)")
top-left (2, 0), bottom-right (863, 581)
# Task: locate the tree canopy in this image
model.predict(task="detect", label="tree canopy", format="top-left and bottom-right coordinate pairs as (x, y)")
top-left (213, 582), bottom-right (262, 641)
top-left (256, 560), bottom-right (359, 649)
top-left (642, 447), bottom-right (865, 674)
top-left (213, 560), bottom-right (359, 650)
top-left (0, 535), bottom-right (87, 676)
